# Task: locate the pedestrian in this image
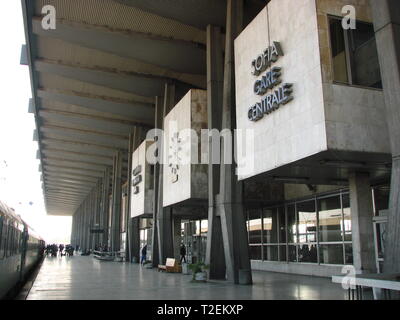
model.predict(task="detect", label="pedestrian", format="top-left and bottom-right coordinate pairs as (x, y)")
top-left (180, 244), bottom-right (187, 263)
top-left (140, 244), bottom-right (147, 265)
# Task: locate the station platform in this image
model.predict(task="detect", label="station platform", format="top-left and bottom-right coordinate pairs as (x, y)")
top-left (27, 256), bottom-right (347, 300)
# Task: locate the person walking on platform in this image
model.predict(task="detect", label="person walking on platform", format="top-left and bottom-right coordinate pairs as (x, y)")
top-left (180, 244), bottom-right (187, 264)
top-left (140, 244), bottom-right (147, 265)
top-left (59, 244), bottom-right (64, 257)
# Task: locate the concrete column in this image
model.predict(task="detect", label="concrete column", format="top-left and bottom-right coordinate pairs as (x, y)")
top-left (95, 181), bottom-right (102, 249)
top-left (151, 95), bottom-right (164, 267)
top-left (218, 0), bottom-right (252, 284)
top-left (101, 167), bottom-right (111, 248)
top-left (349, 172), bottom-right (377, 274)
top-left (173, 216), bottom-right (181, 260)
top-left (157, 83), bottom-right (175, 264)
top-left (131, 217), bottom-right (140, 262)
top-left (370, 0), bottom-right (400, 273)
top-left (125, 132), bottom-right (134, 261)
top-left (110, 151), bottom-right (123, 252)
top-left (205, 24), bottom-right (226, 280)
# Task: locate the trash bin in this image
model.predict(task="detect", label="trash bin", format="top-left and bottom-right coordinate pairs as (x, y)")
top-left (238, 269), bottom-right (252, 285)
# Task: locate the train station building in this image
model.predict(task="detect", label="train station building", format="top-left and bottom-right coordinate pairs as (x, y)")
top-left (21, 0), bottom-right (400, 284)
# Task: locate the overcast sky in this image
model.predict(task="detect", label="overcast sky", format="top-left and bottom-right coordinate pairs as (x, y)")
top-left (0, 1), bottom-right (71, 244)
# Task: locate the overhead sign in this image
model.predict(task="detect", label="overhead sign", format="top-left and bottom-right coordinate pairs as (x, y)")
top-left (248, 42), bottom-right (293, 121)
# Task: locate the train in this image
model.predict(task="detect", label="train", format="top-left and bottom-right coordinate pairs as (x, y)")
top-left (0, 200), bottom-right (45, 299)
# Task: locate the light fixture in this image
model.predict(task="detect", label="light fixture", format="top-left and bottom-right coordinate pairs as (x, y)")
top-left (273, 176), bottom-right (310, 183)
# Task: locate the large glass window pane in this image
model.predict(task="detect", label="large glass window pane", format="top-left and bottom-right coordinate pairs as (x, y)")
top-left (373, 185), bottom-right (390, 215)
top-left (319, 244), bottom-right (344, 264)
top-left (287, 205), bottom-right (297, 243)
top-left (349, 21), bottom-right (382, 88)
top-left (249, 245), bottom-right (262, 260)
top-left (342, 193), bottom-right (352, 241)
top-left (278, 207), bottom-right (286, 243)
top-left (279, 245), bottom-right (287, 262)
top-left (297, 200), bottom-right (317, 243)
top-left (329, 18), bottom-right (349, 83)
top-left (263, 209), bottom-right (278, 244)
top-left (344, 244), bottom-right (353, 264)
top-left (263, 245), bottom-right (278, 261)
top-left (288, 245), bottom-right (297, 262)
top-left (247, 209), bottom-right (262, 245)
top-left (318, 195), bottom-right (343, 242)
top-left (298, 244), bottom-right (318, 263)
top-left (200, 220), bottom-right (208, 236)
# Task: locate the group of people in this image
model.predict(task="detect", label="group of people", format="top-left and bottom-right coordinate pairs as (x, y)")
top-left (45, 244), bottom-right (75, 257)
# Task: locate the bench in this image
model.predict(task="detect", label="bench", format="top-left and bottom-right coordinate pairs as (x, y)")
top-left (158, 258), bottom-right (182, 273)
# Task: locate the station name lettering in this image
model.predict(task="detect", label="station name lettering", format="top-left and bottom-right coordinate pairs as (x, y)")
top-left (248, 41), bottom-right (294, 122)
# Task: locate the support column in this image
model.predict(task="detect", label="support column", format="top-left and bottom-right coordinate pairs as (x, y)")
top-left (125, 132), bottom-right (135, 262)
top-left (370, 0), bottom-right (400, 273)
top-left (110, 151), bottom-right (123, 252)
top-left (131, 217), bottom-right (140, 262)
top-left (157, 83), bottom-right (175, 264)
top-left (151, 95), bottom-right (164, 267)
top-left (101, 167), bottom-right (111, 249)
top-left (205, 24), bottom-right (226, 280)
top-left (349, 172), bottom-right (377, 274)
top-left (218, 0), bottom-right (252, 284)
top-left (126, 126), bottom-right (142, 262)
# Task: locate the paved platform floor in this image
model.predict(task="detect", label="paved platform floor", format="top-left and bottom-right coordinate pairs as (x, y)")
top-left (27, 256), bottom-right (348, 300)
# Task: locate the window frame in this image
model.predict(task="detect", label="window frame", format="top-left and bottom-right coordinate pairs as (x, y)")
top-left (327, 15), bottom-right (383, 91)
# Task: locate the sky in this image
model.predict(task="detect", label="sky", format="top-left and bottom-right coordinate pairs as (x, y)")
top-left (0, 1), bottom-right (71, 244)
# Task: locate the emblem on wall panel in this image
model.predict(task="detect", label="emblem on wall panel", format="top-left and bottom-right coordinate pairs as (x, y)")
top-left (132, 174), bottom-right (142, 187)
top-left (168, 132), bottom-right (182, 184)
top-left (132, 165), bottom-right (142, 176)
top-left (133, 186), bottom-right (139, 194)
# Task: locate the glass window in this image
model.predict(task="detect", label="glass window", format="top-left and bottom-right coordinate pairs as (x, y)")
top-left (249, 245), bottom-right (262, 260)
top-left (350, 21), bottom-right (382, 88)
top-left (320, 244), bottom-right (344, 264)
top-left (298, 244), bottom-right (318, 263)
top-left (263, 209), bottom-right (278, 244)
top-left (0, 218), bottom-right (4, 259)
top-left (200, 220), bottom-right (208, 236)
top-left (342, 193), bottom-right (352, 241)
top-left (297, 200), bottom-right (317, 244)
top-left (263, 245), bottom-right (278, 261)
top-left (318, 195), bottom-right (343, 242)
top-left (329, 17), bottom-right (382, 88)
top-left (247, 209), bottom-right (262, 245)
top-left (330, 18), bottom-right (349, 83)
top-left (344, 244), bottom-right (353, 264)
top-left (373, 185), bottom-right (390, 215)
top-left (277, 207), bottom-right (286, 243)
top-left (288, 245), bottom-right (297, 262)
top-left (287, 205), bottom-right (297, 243)
top-left (279, 245), bottom-right (287, 262)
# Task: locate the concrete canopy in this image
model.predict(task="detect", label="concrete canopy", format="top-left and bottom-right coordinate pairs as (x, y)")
top-left (21, 0), bottom-right (265, 216)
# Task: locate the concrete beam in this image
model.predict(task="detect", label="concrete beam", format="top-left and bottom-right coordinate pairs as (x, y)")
top-left (37, 90), bottom-right (154, 124)
top-left (44, 166), bottom-right (104, 178)
top-left (39, 109), bottom-right (141, 136)
top-left (41, 128), bottom-right (128, 150)
top-left (42, 150), bottom-right (114, 166)
top-left (44, 172), bottom-right (100, 183)
top-left (43, 159), bottom-right (107, 172)
top-left (112, 0), bottom-right (226, 29)
top-left (35, 59), bottom-right (169, 97)
top-left (42, 139), bottom-right (117, 158)
top-left (32, 18), bottom-right (206, 75)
